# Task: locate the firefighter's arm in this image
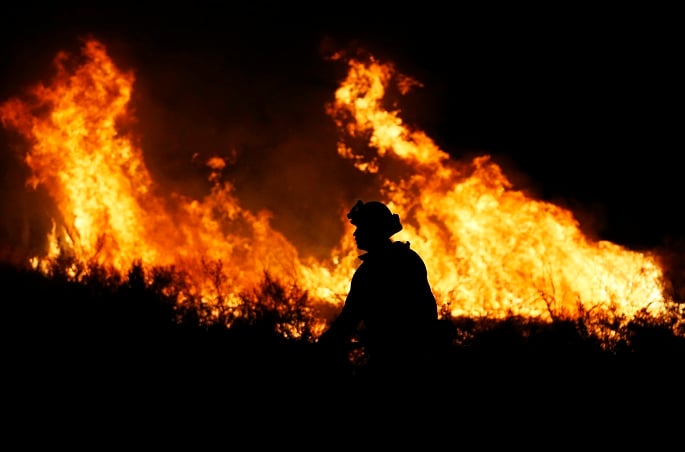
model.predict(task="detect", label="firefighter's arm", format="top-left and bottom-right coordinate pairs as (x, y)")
top-left (317, 291), bottom-right (360, 347)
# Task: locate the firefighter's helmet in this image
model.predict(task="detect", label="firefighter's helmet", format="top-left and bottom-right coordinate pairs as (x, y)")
top-left (346, 200), bottom-right (403, 237)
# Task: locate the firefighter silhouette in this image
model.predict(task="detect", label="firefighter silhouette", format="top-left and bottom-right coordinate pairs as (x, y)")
top-left (318, 200), bottom-right (439, 381)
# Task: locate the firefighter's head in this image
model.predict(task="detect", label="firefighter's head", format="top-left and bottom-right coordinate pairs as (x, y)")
top-left (347, 200), bottom-right (402, 250)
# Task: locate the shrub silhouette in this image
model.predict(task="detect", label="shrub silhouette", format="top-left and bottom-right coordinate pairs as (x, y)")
top-left (2, 258), bottom-right (685, 413)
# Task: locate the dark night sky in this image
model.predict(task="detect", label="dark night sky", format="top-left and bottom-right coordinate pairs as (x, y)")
top-left (0, 4), bottom-right (681, 253)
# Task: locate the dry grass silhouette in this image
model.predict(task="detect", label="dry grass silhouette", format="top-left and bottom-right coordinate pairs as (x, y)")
top-left (2, 258), bottom-right (684, 437)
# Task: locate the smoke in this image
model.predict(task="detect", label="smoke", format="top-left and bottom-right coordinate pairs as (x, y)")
top-left (115, 33), bottom-right (386, 261)
top-left (0, 129), bottom-right (58, 264)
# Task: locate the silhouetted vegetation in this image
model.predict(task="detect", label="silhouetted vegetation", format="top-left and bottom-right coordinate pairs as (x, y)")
top-left (3, 259), bottom-right (684, 425)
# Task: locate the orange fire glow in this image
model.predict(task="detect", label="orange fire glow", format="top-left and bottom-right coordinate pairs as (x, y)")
top-left (0, 39), bottom-right (671, 332)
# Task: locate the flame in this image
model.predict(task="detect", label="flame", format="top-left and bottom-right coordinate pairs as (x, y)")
top-left (0, 39), bottom-right (350, 327)
top-left (0, 39), bottom-right (671, 332)
top-left (327, 55), bottom-right (668, 320)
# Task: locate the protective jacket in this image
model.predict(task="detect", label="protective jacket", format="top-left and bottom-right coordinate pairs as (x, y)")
top-left (323, 241), bottom-right (438, 369)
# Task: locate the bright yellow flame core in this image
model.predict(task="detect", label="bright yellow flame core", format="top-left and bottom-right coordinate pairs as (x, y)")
top-left (0, 41), bottom-right (669, 328)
